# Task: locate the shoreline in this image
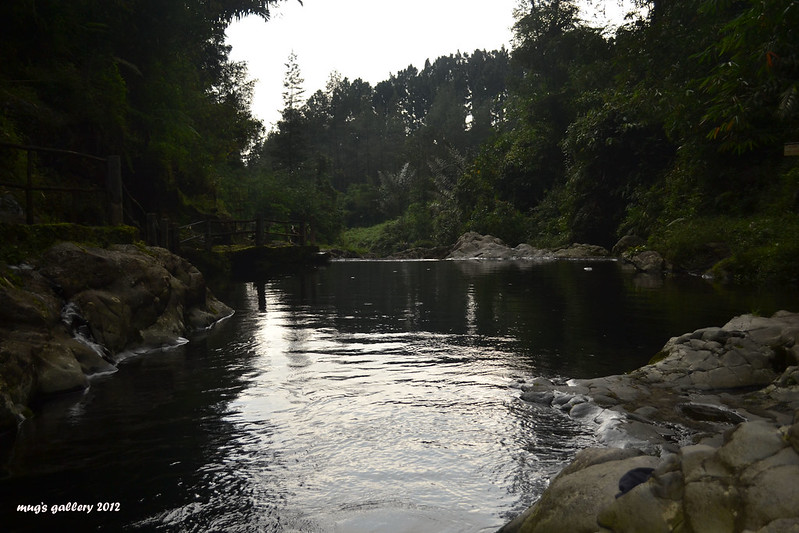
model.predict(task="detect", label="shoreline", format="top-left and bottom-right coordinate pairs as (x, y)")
top-left (499, 311), bottom-right (799, 532)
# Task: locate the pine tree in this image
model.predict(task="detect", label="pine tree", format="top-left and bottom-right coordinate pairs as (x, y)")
top-left (282, 51), bottom-right (306, 113)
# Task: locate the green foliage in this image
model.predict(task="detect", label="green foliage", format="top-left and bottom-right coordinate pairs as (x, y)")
top-left (339, 221), bottom-right (396, 255)
top-left (561, 95), bottom-right (676, 246)
top-left (466, 199), bottom-right (529, 246)
top-left (253, 50), bottom-right (511, 232)
top-left (0, 0), bottom-right (278, 222)
top-left (694, 0), bottom-right (799, 153)
top-left (712, 238), bottom-right (799, 286)
top-left (651, 212), bottom-right (799, 285)
top-left (0, 223), bottom-right (138, 264)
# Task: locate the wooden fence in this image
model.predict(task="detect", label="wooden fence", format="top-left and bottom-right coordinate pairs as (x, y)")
top-left (0, 142), bottom-right (122, 225)
top-left (145, 215), bottom-right (309, 252)
top-left (0, 142), bottom-right (310, 254)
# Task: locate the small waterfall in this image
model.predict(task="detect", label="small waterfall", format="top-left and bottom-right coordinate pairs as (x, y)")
top-left (61, 302), bottom-right (117, 367)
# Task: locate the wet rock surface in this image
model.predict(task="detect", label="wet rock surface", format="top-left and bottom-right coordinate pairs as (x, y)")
top-left (0, 243), bottom-right (232, 434)
top-left (502, 311), bottom-right (799, 533)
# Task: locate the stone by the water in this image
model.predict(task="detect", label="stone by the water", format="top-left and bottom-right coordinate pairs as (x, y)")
top-left (501, 310), bottom-right (799, 533)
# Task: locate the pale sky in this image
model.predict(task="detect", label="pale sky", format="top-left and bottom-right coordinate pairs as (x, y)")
top-left (225, 0), bottom-right (520, 128)
top-left (224, 0), bottom-right (635, 128)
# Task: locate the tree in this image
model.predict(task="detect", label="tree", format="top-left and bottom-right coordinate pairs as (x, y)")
top-left (0, 0), bottom-right (283, 219)
top-left (270, 51), bottom-right (308, 172)
top-left (282, 51), bottom-right (306, 112)
top-left (695, 0), bottom-right (799, 153)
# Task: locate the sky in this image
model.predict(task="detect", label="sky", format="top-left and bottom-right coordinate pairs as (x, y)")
top-left (225, 0), bottom-right (634, 128)
top-left (225, 0), bottom-right (520, 128)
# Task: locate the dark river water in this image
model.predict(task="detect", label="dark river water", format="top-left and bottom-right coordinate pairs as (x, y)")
top-left (1, 259), bottom-right (796, 532)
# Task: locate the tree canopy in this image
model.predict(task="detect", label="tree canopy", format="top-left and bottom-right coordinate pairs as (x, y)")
top-left (3, 0), bottom-right (798, 284)
top-left (0, 0), bottom-right (288, 220)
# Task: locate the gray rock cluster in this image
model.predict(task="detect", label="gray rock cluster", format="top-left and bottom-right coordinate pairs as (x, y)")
top-left (0, 242), bottom-right (233, 432)
top-left (446, 232), bottom-right (610, 260)
top-left (597, 418), bottom-right (799, 533)
top-left (552, 243), bottom-right (610, 259)
top-left (446, 232), bottom-right (548, 260)
top-left (502, 311), bottom-right (799, 532)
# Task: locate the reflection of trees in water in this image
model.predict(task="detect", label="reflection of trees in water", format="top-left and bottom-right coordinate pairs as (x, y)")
top-left (253, 260), bottom-right (795, 379)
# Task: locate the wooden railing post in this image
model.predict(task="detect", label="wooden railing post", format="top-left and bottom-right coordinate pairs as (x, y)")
top-left (106, 155), bottom-right (122, 225)
top-left (146, 213), bottom-right (158, 246)
top-left (255, 215), bottom-right (264, 246)
top-left (204, 218), bottom-right (212, 251)
top-left (159, 216), bottom-right (169, 249)
top-left (169, 223), bottom-right (180, 254)
top-left (25, 149), bottom-right (33, 225)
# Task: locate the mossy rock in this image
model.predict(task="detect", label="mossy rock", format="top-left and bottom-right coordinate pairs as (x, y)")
top-left (648, 350), bottom-right (669, 365)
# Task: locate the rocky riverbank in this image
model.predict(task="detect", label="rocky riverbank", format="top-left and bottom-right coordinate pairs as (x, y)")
top-left (0, 242), bottom-right (232, 434)
top-left (445, 232), bottom-right (612, 260)
top-left (500, 311), bottom-right (799, 532)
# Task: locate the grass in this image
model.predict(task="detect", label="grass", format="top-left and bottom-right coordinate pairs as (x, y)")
top-left (338, 221), bottom-right (397, 255)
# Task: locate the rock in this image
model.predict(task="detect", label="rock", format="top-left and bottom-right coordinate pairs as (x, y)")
top-left (447, 232), bottom-right (512, 259)
top-left (388, 245), bottom-right (452, 259)
top-left (612, 235), bottom-right (646, 255)
top-left (683, 479), bottom-right (740, 532)
top-left (37, 243), bottom-right (232, 354)
top-left (445, 233), bottom-right (612, 260)
top-left (0, 337), bottom-right (37, 427)
top-left (506, 418), bottom-right (799, 532)
top-left (33, 338), bottom-right (89, 394)
top-left (0, 192), bottom-right (25, 223)
top-left (552, 243), bottom-right (610, 258)
top-left (754, 518), bottom-right (799, 532)
top-left (0, 242), bottom-right (233, 433)
top-left (520, 389), bottom-right (555, 405)
top-left (500, 450), bottom-right (658, 533)
top-left (502, 311), bottom-right (799, 532)
top-left (597, 466), bottom-right (683, 532)
top-left (625, 250), bottom-right (666, 273)
top-left (67, 337), bottom-right (116, 375)
top-left (446, 232), bottom-right (550, 260)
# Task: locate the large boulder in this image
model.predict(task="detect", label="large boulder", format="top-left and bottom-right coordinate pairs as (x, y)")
top-left (447, 232), bottom-right (551, 260)
top-left (37, 243), bottom-right (229, 354)
top-left (0, 243), bottom-right (233, 433)
top-left (612, 235), bottom-right (646, 256)
top-left (595, 418), bottom-right (799, 533)
top-left (624, 250), bottom-right (666, 273)
top-left (498, 448), bottom-right (659, 533)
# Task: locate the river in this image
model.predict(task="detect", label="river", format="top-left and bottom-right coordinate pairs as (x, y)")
top-left (1, 259), bottom-right (795, 532)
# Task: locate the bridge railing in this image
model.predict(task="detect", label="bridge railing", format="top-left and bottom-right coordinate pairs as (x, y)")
top-left (0, 142), bottom-right (122, 225)
top-left (145, 215), bottom-right (309, 252)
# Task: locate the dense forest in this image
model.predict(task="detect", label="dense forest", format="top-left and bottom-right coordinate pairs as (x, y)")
top-left (1, 0), bottom-right (798, 284)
